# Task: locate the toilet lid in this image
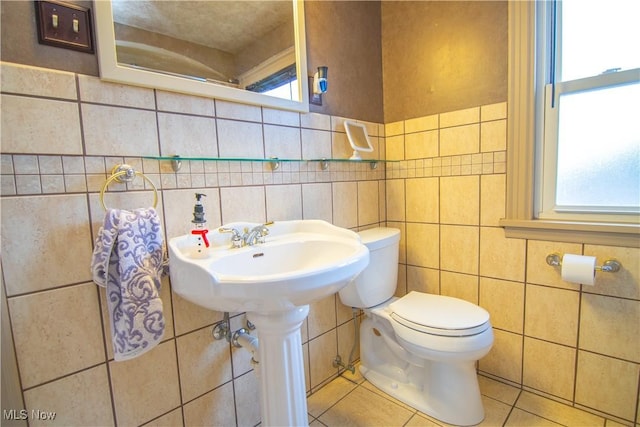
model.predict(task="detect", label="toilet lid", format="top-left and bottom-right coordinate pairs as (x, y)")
top-left (389, 292), bottom-right (490, 337)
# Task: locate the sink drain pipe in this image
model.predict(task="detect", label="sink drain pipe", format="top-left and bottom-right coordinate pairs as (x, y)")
top-left (233, 328), bottom-right (260, 365)
top-left (212, 313), bottom-right (260, 368)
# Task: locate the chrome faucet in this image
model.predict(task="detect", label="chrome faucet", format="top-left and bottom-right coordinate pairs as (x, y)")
top-left (219, 222), bottom-right (273, 248)
top-left (243, 222), bottom-right (272, 246)
top-left (219, 227), bottom-right (243, 248)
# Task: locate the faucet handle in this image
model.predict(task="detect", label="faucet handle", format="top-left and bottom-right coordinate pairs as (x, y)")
top-left (258, 221), bottom-right (273, 232)
top-left (257, 221), bottom-right (273, 243)
top-left (219, 227), bottom-right (243, 248)
top-left (244, 221), bottom-right (272, 233)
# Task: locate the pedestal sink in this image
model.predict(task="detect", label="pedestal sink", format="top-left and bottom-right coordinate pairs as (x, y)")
top-left (168, 220), bottom-right (369, 426)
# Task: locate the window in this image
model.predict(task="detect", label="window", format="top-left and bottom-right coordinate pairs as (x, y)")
top-left (538, 0), bottom-right (640, 223)
top-left (262, 78), bottom-right (299, 101)
top-left (245, 64), bottom-right (300, 101)
top-left (502, 1), bottom-right (640, 246)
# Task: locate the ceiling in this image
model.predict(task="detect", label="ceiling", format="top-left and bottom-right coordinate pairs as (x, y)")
top-left (111, 0), bottom-right (293, 54)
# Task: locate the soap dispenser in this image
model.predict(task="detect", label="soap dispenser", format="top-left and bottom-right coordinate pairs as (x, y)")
top-left (190, 193), bottom-right (210, 258)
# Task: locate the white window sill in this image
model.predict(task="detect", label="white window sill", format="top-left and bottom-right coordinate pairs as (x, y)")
top-left (500, 218), bottom-right (640, 247)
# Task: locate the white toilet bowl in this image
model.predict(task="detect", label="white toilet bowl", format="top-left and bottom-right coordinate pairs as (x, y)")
top-left (361, 292), bottom-right (493, 426)
top-left (338, 228), bottom-right (494, 426)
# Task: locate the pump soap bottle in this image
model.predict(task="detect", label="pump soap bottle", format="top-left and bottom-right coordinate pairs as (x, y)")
top-left (190, 193), bottom-right (210, 258)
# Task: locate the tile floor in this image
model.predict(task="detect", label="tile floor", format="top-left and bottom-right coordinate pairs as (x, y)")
top-left (307, 367), bottom-right (628, 427)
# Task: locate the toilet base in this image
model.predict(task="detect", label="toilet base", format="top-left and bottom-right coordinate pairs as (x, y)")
top-left (357, 299), bottom-right (491, 426)
top-left (360, 361), bottom-right (485, 426)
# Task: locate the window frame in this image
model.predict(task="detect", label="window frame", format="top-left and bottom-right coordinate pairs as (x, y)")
top-left (500, 1), bottom-right (640, 248)
top-left (540, 70), bottom-right (640, 222)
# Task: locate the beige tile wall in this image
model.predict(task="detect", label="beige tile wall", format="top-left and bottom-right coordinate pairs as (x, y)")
top-left (0, 62), bottom-right (385, 426)
top-left (2, 60), bottom-right (639, 426)
top-left (385, 104), bottom-right (640, 425)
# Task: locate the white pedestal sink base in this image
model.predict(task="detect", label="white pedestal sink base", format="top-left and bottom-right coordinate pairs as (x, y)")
top-left (169, 220), bottom-right (370, 426)
top-left (248, 305), bottom-right (310, 427)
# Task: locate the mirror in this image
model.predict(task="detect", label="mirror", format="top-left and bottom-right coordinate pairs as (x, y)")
top-left (94, 0), bottom-right (309, 112)
top-left (344, 121), bottom-right (374, 160)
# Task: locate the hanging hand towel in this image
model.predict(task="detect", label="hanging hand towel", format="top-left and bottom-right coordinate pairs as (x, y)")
top-left (91, 208), bottom-right (168, 361)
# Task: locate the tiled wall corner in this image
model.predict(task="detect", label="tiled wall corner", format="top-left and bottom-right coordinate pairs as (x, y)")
top-left (0, 61), bottom-right (387, 426)
top-left (388, 102), bottom-right (640, 424)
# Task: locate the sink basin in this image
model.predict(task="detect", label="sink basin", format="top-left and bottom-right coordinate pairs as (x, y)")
top-left (168, 219), bottom-right (369, 312)
top-left (168, 219), bottom-right (369, 426)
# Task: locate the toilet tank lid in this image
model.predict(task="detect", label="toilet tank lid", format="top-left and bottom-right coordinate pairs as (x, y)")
top-left (358, 227), bottom-right (401, 250)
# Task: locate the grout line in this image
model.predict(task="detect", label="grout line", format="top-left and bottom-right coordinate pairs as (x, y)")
top-left (501, 389), bottom-right (523, 427)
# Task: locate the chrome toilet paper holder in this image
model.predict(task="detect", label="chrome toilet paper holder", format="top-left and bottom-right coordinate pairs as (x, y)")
top-left (545, 253), bottom-right (621, 273)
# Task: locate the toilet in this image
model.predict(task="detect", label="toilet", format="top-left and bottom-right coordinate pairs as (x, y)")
top-left (339, 228), bottom-right (494, 426)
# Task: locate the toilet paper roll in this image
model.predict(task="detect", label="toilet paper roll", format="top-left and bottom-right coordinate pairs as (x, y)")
top-left (561, 254), bottom-right (596, 286)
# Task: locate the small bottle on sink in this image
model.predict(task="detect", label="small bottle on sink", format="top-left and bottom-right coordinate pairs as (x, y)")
top-left (190, 193), bottom-right (210, 258)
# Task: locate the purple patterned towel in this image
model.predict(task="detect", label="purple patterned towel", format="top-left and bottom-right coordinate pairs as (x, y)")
top-left (91, 208), bottom-right (167, 361)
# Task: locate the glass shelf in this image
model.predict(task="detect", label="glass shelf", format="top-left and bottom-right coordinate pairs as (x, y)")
top-left (143, 155), bottom-right (397, 172)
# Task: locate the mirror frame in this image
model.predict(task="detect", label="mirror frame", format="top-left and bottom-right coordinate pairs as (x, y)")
top-left (94, 0), bottom-right (309, 112)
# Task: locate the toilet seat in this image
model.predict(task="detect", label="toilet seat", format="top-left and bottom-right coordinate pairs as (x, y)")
top-left (389, 292), bottom-right (490, 337)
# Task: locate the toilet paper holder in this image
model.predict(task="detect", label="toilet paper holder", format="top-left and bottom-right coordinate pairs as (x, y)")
top-left (545, 253), bottom-right (621, 273)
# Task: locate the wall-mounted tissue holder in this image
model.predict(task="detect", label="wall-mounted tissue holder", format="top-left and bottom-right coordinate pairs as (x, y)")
top-left (545, 253), bottom-right (621, 273)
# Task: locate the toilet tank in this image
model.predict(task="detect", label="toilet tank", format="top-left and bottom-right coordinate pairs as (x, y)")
top-left (338, 228), bottom-right (401, 308)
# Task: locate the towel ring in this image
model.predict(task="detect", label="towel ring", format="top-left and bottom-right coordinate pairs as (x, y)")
top-left (100, 164), bottom-right (158, 210)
